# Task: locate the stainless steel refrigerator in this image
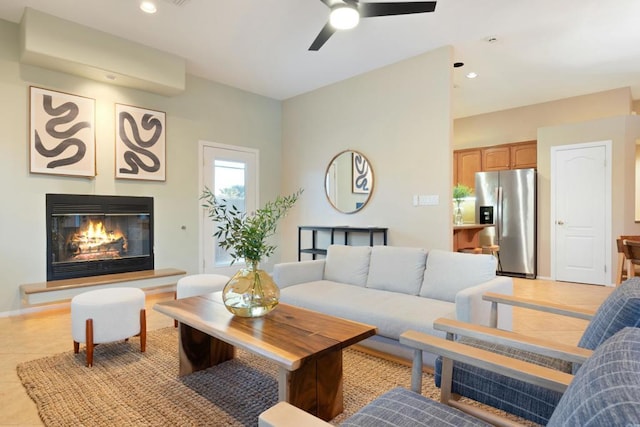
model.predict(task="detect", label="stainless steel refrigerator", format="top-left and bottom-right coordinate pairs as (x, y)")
top-left (475, 168), bottom-right (537, 278)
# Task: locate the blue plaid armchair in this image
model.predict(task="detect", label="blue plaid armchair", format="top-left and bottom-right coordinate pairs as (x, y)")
top-left (259, 327), bottom-right (640, 426)
top-left (432, 277), bottom-right (640, 425)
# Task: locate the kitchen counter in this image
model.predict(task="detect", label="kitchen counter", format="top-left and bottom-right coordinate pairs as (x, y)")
top-left (453, 223), bottom-right (494, 252)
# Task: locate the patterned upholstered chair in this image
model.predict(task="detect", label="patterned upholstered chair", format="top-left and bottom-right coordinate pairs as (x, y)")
top-left (259, 327), bottom-right (640, 426)
top-left (431, 277), bottom-right (640, 425)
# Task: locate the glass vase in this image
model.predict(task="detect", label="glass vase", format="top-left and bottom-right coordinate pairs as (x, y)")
top-left (222, 260), bottom-right (280, 317)
top-left (454, 201), bottom-right (464, 225)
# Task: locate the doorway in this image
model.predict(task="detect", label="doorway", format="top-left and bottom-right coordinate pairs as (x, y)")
top-left (199, 141), bottom-right (258, 276)
top-left (551, 141), bottom-right (612, 285)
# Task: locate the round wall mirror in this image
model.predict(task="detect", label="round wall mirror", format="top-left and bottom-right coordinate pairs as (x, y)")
top-left (325, 150), bottom-right (374, 214)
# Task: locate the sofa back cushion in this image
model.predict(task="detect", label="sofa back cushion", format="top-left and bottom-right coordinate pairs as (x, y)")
top-left (548, 327), bottom-right (640, 427)
top-left (419, 249), bottom-right (496, 302)
top-left (324, 245), bottom-right (371, 287)
top-left (366, 246), bottom-right (427, 295)
top-left (577, 277), bottom-right (640, 350)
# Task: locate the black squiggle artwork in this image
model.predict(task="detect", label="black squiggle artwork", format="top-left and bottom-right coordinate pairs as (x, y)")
top-left (118, 112), bottom-right (162, 175)
top-left (34, 94), bottom-right (90, 169)
top-left (353, 153), bottom-right (370, 193)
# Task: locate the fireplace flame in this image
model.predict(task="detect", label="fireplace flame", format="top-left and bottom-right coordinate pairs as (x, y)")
top-left (67, 220), bottom-right (127, 260)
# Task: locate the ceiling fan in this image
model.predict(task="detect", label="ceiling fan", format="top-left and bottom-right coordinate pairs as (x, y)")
top-left (309, 0), bottom-right (437, 51)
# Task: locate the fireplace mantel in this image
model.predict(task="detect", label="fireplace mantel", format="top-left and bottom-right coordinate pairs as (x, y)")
top-left (20, 268), bottom-right (185, 306)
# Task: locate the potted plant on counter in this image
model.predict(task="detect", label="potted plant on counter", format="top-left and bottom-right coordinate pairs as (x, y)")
top-left (453, 183), bottom-right (473, 226)
top-left (201, 188), bottom-right (303, 317)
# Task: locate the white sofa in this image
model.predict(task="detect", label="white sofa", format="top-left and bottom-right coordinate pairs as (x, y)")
top-left (273, 244), bottom-right (513, 367)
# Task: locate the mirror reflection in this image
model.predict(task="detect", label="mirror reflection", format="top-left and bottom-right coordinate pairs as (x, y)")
top-left (325, 150), bottom-right (374, 214)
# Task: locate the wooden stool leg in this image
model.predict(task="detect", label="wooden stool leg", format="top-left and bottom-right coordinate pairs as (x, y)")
top-left (85, 318), bottom-right (94, 367)
top-left (74, 341), bottom-right (79, 353)
top-left (140, 308), bottom-right (147, 353)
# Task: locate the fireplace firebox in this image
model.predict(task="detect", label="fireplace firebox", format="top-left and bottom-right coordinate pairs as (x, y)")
top-left (46, 194), bottom-right (154, 281)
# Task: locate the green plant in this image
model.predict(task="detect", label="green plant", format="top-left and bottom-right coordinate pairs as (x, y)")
top-left (201, 188), bottom-right (303, 265)
top-left (453, 183), bottom-right (473, 202)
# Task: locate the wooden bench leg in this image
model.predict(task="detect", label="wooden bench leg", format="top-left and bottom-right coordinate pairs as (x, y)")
top-left (85, 318), bottom-right (94, 367)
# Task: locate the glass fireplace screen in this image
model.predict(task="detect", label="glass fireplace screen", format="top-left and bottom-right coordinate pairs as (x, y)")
top-left (50, 213), bottom-right (150, 264)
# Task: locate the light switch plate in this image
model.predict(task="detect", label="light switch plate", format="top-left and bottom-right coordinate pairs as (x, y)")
top-left (419, 195), bottom-right (439, 206)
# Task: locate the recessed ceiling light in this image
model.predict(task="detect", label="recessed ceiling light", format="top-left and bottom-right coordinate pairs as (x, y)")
top-left (140, 1), bottom-right (157, 14)
top-left (466, 72), bottom-right (478, 79)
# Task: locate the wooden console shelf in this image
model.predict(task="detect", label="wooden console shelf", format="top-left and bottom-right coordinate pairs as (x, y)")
top-left (298, 226), bottom-right (388, 261)
top-left (20, 268), bottom-right (186, 306)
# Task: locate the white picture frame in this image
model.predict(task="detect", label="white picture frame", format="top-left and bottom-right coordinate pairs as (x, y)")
top-left (29, 86), bottom-right (96, 178)
top-left (115, 103), bottom-right (166, 181)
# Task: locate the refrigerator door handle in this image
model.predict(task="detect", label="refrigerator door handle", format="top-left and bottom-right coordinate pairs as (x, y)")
top-left (497, 186), bottom-right (503, 239)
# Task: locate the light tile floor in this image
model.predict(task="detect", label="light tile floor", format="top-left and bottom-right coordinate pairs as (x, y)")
top-left (0, 279), bottom-right (612, 426)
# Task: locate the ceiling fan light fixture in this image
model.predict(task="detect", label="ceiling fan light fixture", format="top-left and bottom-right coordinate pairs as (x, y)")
top-left (140, 1), bottom-right (157, 13)
top-left (330, 5), bottom-right (360, 30)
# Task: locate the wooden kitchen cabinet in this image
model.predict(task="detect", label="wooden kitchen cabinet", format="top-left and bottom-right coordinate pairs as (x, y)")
top-left (454, 149), bottom-right (482, 188)
top-left (510, 141), bottom-right (537, 169)
top-left (482, 146), bottom-right (510, 171)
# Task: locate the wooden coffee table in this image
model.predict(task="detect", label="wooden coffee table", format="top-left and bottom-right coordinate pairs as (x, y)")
top-left (154, 293), bottom-right (377, 421)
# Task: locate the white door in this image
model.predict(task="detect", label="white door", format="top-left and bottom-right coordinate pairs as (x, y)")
top-left (200, 141), bottom-right (258, 276)
top-left (551, 141), bottom-right (611, 285)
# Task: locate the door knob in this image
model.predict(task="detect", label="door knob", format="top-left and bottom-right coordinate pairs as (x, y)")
top-left (557, 220), bottom-right (565, 225)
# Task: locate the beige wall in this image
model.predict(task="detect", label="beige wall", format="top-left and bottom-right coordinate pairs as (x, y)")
top-left (454, 88), bottom-right (632, 149)
top-left (537, 116), bottom-right (640, 281)
top-left (0, 19), bottom-right (282, 314)
top-left (279, 46), bottom-right (454, 260)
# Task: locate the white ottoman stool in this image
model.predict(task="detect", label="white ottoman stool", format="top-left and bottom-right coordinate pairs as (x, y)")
top-left (71, 287), bottom-right (146, 367)
top-left (176, 274), bottom-right (230, 299)
top-left (174, 274), bottom-right (229, 327)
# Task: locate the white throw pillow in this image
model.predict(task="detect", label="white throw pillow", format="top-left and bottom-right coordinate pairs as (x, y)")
top-left (366, 246), bottom-right (427, 295)
top-left (323, 245), bottom-right (371, 287)
top-left (419, 249), bottom-right (496, 302)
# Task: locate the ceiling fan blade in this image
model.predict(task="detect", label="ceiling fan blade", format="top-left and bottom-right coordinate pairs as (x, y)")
top-left (359, 1), bottom-right (437, 17)
top-left (309, 22), bottom-right (337, 51)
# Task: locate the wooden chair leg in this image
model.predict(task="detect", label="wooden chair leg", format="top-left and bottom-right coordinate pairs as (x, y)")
top-left (174, 291), bottom-right (178, 328)
top-left (140, 308), bottom-right (147, 353)
top-left (85, 318), bottom-right (94, 367)
top-left (74, 341), bottom-right (79, 353)
top-left (616, 253), bottom-right (625, 285)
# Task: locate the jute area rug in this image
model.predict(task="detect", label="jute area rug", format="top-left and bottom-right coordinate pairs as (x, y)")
top-left (18, 327), bottom-right (534, 426)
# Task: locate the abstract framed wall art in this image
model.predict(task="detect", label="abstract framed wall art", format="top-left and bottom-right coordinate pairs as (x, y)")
top-left (29, 86), bottom-right (96, 177)
top-left (115, 104), bottom-right (166, 181)
top-left (352, 151), bottom-right (372, 194)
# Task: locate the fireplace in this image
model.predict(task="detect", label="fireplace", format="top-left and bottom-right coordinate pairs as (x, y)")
top-left (46, 194), bottom-right (154, 281)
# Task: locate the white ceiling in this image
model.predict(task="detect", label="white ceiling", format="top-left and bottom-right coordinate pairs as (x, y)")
top-left (2, 0), bottom-right (640, 118)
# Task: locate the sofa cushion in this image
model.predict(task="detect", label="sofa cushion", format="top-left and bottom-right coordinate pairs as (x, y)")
top-left (323, 245), bottom-right (371, 287)
top-left (420, 249), bottom-right (496, 302)
top-left (280, 280), bottom-right (455, 340)
top-left (366, 246), bottom-right (427, 295)
top-left (577, 277), bottom-right (640, 350)
top-left (342, 387), bottom-right (490, 427)
top-left (548, 327), bottom-right (640, 426)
